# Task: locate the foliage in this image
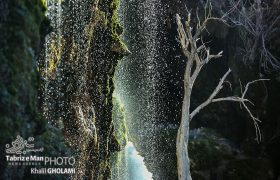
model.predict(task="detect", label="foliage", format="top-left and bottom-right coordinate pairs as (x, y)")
top-left (189, 128), bottom-right (234, 170)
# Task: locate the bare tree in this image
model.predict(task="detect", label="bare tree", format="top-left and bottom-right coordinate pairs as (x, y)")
top-left (224, 0), bottom-right (280, 72)
top-left (175, 3), bottom-right (268, 180)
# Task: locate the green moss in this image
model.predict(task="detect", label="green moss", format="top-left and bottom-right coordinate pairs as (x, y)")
top-left (112, 97), bottom-right (128, 149)
top-left (45, 36), bottom-right (65, 77)
top-left (110, 0), bottom-right (122, 34)
top-left (36, 0), bottom-right (129, 178)
top-left (99, 0), bottom-right (125, 51)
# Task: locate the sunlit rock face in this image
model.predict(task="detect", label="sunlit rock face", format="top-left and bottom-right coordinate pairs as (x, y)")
top-left (42, 0), bottom-right (128, 179)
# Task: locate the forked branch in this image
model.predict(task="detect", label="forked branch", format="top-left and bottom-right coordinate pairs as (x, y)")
top-left (190, 68), bottom-right (269, 142)
top-left (176, 12), bottom-right (224, 86)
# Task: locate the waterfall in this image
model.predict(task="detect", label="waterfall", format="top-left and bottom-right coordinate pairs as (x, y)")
top-left (113, 0), bottom-right (176, 179)
top-left (44, 0), bottom-right (176, 179)
top-left (125, 142), bottom-right (153, 180)
top-left (110, 96), bottom-right (153, 180)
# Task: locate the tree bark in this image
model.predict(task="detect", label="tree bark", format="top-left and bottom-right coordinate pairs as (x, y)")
top-left (176, 106), bottom-right (192, 180)
top-left (177, 68), bottom-right (192, 180)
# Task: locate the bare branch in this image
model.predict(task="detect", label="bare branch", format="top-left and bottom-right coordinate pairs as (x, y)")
top-left (190, 49), bottom-right (223, 86)
top-left (241, 79), bottom-right (270, 99)
top-left (176, 14), bottom-right (190, 58)
top-left (212, 97), bottom-right (252, 104)
top-left (190, 68), bottom-right (232, 119)
top-left (197, 44), bottom-right (206, 52)
top-left (179, 14), bottom-right (225, 94)
top-left (190, 68), bottom-right (269, 142)
top-left (193, 17), bottom-right (223, 40)
top-left (226, 0), bottom-right (280, 71)
top-left (204, 50), bottom-right (223, 64)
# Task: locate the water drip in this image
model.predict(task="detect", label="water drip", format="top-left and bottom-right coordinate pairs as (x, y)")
top-left (112, 0), bottom-right (175, 179)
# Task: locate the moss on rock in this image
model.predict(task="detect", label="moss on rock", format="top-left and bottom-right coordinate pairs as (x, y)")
top-left (39, 0), bottom-right (129, 179)
top-left (112, 97), bottom-right (128, 149)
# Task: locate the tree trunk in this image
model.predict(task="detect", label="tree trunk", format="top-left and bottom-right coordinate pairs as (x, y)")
top-left (177, 81), bottom-right (192, 180)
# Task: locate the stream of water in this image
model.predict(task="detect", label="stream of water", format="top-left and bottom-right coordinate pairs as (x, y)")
top-left (112, 0), bottom-right (170, 179)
